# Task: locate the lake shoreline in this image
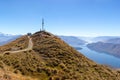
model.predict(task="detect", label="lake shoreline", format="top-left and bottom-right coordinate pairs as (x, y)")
top-left (78, 45), bottom-right (120, 68)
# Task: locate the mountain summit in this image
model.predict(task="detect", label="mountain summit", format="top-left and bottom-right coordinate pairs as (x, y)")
top-left (0, 31), bottom-right (120, 80)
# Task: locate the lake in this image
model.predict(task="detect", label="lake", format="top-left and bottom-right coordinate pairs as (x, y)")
top-left (78, 45), bottom-right (120, 68)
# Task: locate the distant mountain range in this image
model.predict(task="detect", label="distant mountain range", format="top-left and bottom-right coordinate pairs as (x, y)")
top-left (58, 36), bottom-right (120, 58)
top-left (59, 36), bottom-right (87, 46)
top-left (87, 38), bottom-right (120, 58)
top-left (0, 33), bottom-right (21, 45)
top-left (91, 36), bottom-right (120, 42)
top-left (105, 38), bottom-right (120, 44)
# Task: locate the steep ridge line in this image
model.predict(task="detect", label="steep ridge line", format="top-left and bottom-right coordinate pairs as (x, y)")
top-left (3, 36), bottom-right (33, 54)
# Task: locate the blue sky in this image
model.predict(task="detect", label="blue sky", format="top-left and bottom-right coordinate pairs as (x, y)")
top-left (0, 0), bottom-right (120, 36)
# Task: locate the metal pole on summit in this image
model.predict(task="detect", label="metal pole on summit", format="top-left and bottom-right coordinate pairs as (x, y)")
top-left (42, 18), bottom-right (44, 31)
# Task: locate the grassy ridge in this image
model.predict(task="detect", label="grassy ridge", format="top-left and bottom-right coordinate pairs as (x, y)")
top-left (0, 31), bottom-right (119, 80)
top-left (0, 36), bottom-right (29, 53)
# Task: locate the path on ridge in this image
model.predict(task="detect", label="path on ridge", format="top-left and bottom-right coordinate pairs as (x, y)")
top-left (3, 36), bottom-right (33, 54)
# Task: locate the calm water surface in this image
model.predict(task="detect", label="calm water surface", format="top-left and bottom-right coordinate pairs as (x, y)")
top-left (78, 45), bottom-right (120, 68)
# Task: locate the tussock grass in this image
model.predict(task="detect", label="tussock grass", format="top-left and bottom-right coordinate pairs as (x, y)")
top-left (0, 36), bottom-right (29, 53)
top-left (0, 31), bottom-right (119, 80)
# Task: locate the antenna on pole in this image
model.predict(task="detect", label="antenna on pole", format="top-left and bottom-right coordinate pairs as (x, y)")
top-left (42, 18), bottom-right (44, 31)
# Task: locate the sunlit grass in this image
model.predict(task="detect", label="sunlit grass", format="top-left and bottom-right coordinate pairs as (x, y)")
top-left (0, 31), bottom-right (119, 80)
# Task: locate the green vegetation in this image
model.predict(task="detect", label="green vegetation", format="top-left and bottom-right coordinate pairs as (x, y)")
top-left (0, 31), bottom-right (119, 80)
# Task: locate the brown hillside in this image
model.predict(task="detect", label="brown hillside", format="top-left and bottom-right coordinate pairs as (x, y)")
top-left (0, 31), bottom-right (120, 80)
top-left (0, 36), bottom-right (28, 53)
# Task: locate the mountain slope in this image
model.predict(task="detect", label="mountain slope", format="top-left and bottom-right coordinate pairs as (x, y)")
top-left (87, 42), bottom-right (120, 58)
top-left (0, 36), bottom-right (29, 53)
top-left (59, 36), bottom-right (86, 46)
top-left (0, 31), bottom-right (120, 80)
top-left (105, 38), bottom-right (120, 44)
top-left (0, 33), bottom-right (21, 46)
